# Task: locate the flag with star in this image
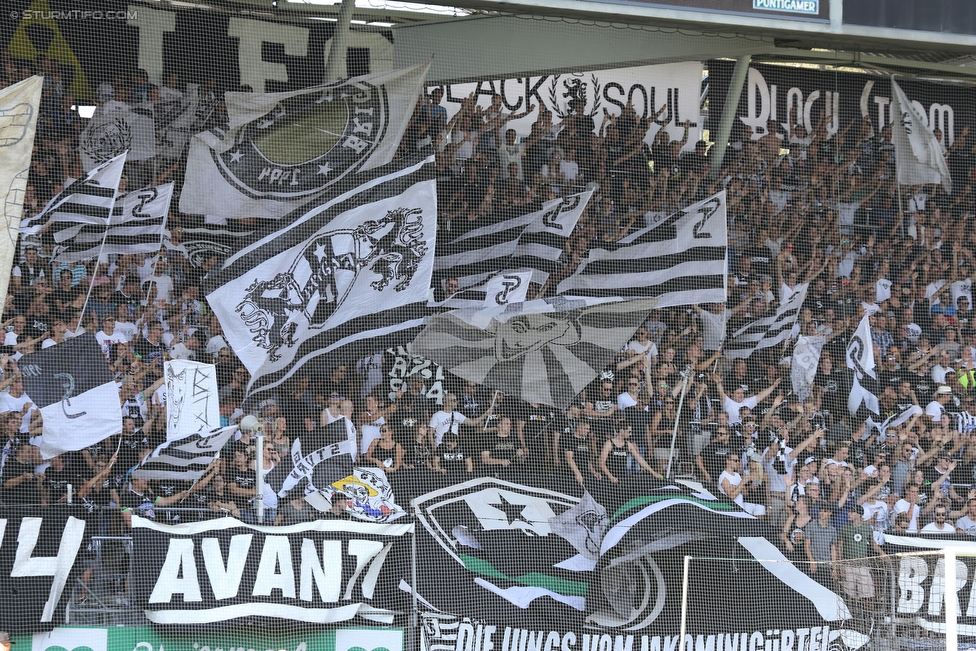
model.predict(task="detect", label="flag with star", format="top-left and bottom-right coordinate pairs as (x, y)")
top-left (411, 476), bottom-right (606, 628)
top-left (179, 63), bottom-right (430, 220)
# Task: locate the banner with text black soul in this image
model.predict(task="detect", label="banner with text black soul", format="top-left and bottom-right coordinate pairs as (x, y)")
top-left (409, 477), bottom-right (871, 651)
top-left (707, 60), bottom-right (976, 161)
top-left (0, 508), bottom-right (87, 632)
top-left (129, 516), bottom-right (413, 627)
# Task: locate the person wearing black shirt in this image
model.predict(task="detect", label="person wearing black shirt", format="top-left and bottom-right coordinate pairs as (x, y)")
top-left (598, 424), bottom-right (662, 484)
top-left (696, 427), bottom-right (733, 484)
top-left (432, 433), bottom-right (472, 480)
top-left (480, 416), bottom-right (526, 477)
top-left (120, 476), bottom-right (189, 526)
top-left (563, 420), bottom-right (600, 486)
top-left (1, 442), bottom-right (40, 505)
top-left (227, 445), bottom-right (257, 522)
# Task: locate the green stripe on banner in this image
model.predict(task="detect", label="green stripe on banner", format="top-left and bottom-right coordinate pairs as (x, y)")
top-left (460, 554), bottom-right (589, 596)
top-left (15, 625), bottom-right (405, 651)
top-left (611, 495), bottom-right (736, 522)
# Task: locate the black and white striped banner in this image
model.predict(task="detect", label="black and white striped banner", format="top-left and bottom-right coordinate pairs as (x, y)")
top-left (724, 284), bottom-right (807, 360)
top-left (433, 191), bottom-right (590, 296)
top-left (50, 182), bottom-right (172, 263)
top-left (555, 191), bottom-right (727, 307)
top-left (21, 152), bottom-right (126, 239)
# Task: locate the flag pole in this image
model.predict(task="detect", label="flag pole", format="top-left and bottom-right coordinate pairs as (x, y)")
top-left (665, 363), bottom-right (693, 479)
top-left (78, 151), bottom-right (129, 326)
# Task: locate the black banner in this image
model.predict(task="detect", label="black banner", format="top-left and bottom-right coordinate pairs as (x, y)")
top-left (707, 60), bottom-right (976, 158)
top-left (0, 508), bottom-right (88, 632)
top-left (1, 0), bottom-right (351, 97)
top-left (129, 515), bottom-right (412, 626)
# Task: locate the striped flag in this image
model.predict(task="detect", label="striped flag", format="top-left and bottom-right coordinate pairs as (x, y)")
top-left (411, 296), bottom-right (657, 409)
top-left (433, 271), bottom-right (533, 310)
top-left (724, 284), bottom-right (807, 360)
top-left (555, 190), bottom-right (727, 307)
top-left (433, 191), bottom-right (590, 296)
top-left (131, 425), bottom-right (239, 482)
top-left (49, 183), bottom-right (172, 263)
top-left (204, 160), bottom-right (436, 397)
top-left (20, 152), bottom-right (126, 240)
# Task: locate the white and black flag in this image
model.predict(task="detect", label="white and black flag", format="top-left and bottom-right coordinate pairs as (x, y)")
top-left (205, 161), bottom-right (436, 397)
top-left (433, 191), bottom-right (590, 297)
top-left (180, 64), bottom-right (429, 220)
top-left (412, 296), bottom-right (657, 409)
top-left (20, 152), bottom-right (126, 238)
top-left (79, 106), bottom-right (155, 171)
top-left (724, 284), bottom-right (808, 360)
top-left (131, 425), bottom-right (238, 482)
top-left (847, 308), bottom-right (881, 418)
top-left (20, 333), bottom-right (122, 459)
top-left (556, 190), bottom-right (727, 307)
top-left (433, 271), bottom-right (533, 310)
top-left (49, 183), bottom-right (172, 263)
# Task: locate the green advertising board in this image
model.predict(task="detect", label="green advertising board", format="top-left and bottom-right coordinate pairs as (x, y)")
top-left (14, 627), bottom-right (403, 651)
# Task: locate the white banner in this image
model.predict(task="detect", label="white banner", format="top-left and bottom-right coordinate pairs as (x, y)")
top-left (164, 360), bottom-right (220, 440)
top-left (432, 61), bottom-right (703, 151)
top-left (0, 76), bottom-right (43, 309)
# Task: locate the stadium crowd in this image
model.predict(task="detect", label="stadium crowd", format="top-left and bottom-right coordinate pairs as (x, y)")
top-left (3, 56), bottom-right (976, 572)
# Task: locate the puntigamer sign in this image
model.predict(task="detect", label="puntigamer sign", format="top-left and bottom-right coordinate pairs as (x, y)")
top-left (753, 0), bottom-right (819, 15)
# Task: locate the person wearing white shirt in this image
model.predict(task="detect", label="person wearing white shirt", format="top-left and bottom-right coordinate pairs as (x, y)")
top-left (713, 373), bottom-right (782, 424)
top-left (892, 483), bottom-right (923, 533)
top-left (954, 499), bottom-right (976, 536)
top-left (925, 385), bottom-right (954, 422)
top-left (428, 393), bottom-right (493, 448)
top-left (919, 505), bottom-right (956, 534)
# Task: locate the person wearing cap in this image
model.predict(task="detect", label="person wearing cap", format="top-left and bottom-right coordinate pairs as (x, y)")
top-left (925, 384), bottom-right (955, 423)
top-left (95, 313), bottom-right (128, 359)
top-left (0, 630), bottom-right (14, 651)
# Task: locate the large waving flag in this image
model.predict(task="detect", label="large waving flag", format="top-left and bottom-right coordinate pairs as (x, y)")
top-left (49, 183), bottom-right (171, 264)
top-left (724, 284), bottom-right (807, 360)
top-left (20, 334), bottom-right (122, 459)
top-left (890, 77), bottom-right (952, 193)
top-left (0, 76), bottom-right (43, 308)
top-left (20, 152), bottom-right (126, 240)
top-left (205, 160), bottom-right (435, 396)
top-left (432, 191), bottom-right (590, 296)
top-left (556, 190), bottom-right (727, 307)
top-left (412, 296), bottom-right (657, 409)
top-left (131, 426), bottom-right (238, 482)
top-left (180, 63), bottom-right (429, 220)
